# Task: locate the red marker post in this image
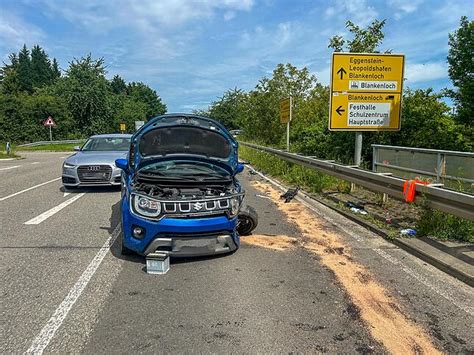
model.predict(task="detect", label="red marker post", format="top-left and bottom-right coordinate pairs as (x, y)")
top-left (43, 116), bottom-right (56, 142)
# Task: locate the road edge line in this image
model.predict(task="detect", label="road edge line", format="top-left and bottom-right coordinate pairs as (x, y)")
top-left (25, 224), bottom-right (121, 354)
top-left (247, 165), bottom-right (474, 315)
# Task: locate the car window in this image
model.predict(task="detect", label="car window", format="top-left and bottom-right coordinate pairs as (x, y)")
top-left (81, 137), bottom-right (131, 151)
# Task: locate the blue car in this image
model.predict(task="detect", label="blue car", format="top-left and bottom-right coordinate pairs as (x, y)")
top-left (115, 114), bottom-right (257, 257)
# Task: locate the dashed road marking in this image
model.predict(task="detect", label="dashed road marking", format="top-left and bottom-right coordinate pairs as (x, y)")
top-left (0, 177), bottom-right (61, 202)
top-left (63, 192), bottom-right (71, 197)
top-left (24, 193), bottom-right (85, 225)
top-left (25, 224), bottom-right (121, 354)
top-left (0, 158), bottom-right (15, 161)
top-left (31, 162), bottom-right (41, 165)
top-left (0, 165), bottom-right (20, 171)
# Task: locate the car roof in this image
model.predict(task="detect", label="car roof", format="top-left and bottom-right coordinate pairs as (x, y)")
top-left (89, 133), bottom-right (133, 138)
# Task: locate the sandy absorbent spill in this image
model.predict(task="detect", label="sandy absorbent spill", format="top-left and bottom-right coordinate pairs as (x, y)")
top-left (241, 234), bottom-right (297, 251)
top-left (248, 180), bottom-right (441, 355)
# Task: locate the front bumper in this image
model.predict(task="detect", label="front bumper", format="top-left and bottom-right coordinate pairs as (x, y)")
top-left (62, 165), bottom-right (122, 187)
top-left (121, 197), bottom-right (239, 256)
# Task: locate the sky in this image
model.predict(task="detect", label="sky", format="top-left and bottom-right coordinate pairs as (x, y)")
top-left (0, 0), bottom-right (471, 112)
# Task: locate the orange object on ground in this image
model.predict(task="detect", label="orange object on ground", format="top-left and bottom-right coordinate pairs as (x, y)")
top-left (402, 179), bottom-right (430, 203)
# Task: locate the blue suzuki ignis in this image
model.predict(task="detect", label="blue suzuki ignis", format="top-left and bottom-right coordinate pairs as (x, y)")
top-left (115, 114), bottom-right (257, 257)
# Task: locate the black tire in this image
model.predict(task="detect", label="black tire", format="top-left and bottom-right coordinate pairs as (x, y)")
top-left (237, 205), bottom-right (258, 236)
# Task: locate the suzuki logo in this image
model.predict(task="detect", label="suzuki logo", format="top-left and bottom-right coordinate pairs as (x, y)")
top-left (88, 166), bottom-right (100, 171)
top-left (193, 202), bottom-right (203, 211)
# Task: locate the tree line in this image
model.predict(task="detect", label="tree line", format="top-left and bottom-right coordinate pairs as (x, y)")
top-left (0, 45), bottom-right (166, 143)
top-left (198, 17), bottom-right (473, 164)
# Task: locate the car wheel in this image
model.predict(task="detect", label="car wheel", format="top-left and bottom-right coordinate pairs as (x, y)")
top-left (237, 205), bottom-right (258, 236)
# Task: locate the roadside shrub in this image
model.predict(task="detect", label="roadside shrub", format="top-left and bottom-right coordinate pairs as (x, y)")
top-left (417, 208), bottom-right (474, 242)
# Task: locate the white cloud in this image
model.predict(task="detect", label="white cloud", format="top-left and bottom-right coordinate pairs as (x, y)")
top-left (39, 0), bottom-right (255, 31)
top-left (324, 0), bottom-right (378, 26)
top-left (389, 0), bottom-right (424, 13)
top-left (0, 10), bottom-right (45, 55)
top-left (405, 62), bottom-right (448, 84)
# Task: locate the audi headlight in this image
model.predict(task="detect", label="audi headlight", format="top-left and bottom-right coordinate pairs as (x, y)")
top-left (229, 196), bottom-right (241, 217)
top-left (133, 194), bottom-right (161, 217)
top-left (63, 162), bottom-right (76, 169)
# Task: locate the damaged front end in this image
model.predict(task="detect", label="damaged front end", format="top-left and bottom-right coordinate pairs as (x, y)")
top-left (116, 114), bottom-right (257, 257)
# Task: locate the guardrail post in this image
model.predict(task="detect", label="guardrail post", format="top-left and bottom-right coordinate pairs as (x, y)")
top-left (436, 153), bottom-right (446, 183)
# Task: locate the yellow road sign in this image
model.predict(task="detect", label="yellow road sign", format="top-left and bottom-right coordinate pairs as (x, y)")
top-left (331, 53), bottom-right (405, 93)
top-left (329, 52), bottom-right (405, 131)
top-left (280, 97), bottom-right (291, 123)
top-left (120, 123), bottom-right (126, 131)
top-left (330, 92), bottom-right (401, 131)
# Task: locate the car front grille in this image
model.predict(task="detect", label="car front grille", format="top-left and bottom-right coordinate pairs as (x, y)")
top-left (77, 165), bottom-right (112, 182)
top-left (131, 193), bottom-right (244, 219)
top-left (162, 198), bottom-right (230, 217)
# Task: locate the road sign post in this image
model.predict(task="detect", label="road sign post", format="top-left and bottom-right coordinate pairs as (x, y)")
top-left (329, 53), bottom-right (405, 166)
top-left (43, 116), bottom-right (56, 142)
top-left (280, 97), bottom-right (292, 151)
top-left (120, 123), bottom-right (126, 133)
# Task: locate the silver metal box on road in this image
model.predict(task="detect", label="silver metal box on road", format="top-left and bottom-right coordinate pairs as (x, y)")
top-left (146, 253), bottom-right (170, 275)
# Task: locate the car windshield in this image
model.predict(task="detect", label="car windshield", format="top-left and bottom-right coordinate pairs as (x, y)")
top-left (138, 161), bottom-right (230, 181)
top-left (81, 137), bottom-right (131, 151)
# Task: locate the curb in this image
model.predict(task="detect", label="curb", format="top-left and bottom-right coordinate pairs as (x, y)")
top-left (248, 166), bottom-right (474, 287)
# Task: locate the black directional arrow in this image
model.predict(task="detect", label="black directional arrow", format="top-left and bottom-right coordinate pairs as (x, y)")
top-left (336, 106), bottom-right (345, 116)
top-left (337, 67), bottom-right (347, 79)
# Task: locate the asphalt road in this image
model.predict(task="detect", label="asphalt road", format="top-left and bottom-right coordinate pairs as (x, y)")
top-left (0, 152), bottom-right (473, 353)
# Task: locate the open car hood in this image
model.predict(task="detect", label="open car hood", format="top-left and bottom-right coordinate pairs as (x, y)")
top-left (134, 115), bottom-right (239, 174)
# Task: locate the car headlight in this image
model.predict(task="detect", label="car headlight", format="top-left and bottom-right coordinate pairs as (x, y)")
top-left (63, 162), bottom-right (76, 169)
top-left (229, 196), bottom-right (241, 217)
top-left (133, 194), bottom-right (162, 217)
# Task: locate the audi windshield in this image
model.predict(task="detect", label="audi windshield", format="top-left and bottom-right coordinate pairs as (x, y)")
top-left (81, 137), bottom-right (131, 151)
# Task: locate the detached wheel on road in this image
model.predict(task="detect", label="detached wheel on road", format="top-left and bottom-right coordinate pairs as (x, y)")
top-left (237, 206), bottom-right (258, 236)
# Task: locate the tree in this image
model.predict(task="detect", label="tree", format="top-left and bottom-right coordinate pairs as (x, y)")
top-left (126, 82), bottom-right (166, 118)
top-left (447, 16), bottom-right (473, 126)
top-left (206, 87), bottom-right (247, 130)
top-left (329, 19), bottom-right (387, 53)
top-left (30, 45), bottom-right (54, 88)
top-left (110, 74), bottom-right (126, 94)
top-left (51, 58), bottom-right (61, 79)
top-left (0, 53), bottom-right (20, 94)
top-left (17, 44), bottom-right (32, 92)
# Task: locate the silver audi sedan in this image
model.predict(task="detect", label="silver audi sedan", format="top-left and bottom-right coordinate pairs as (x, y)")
top-left (62, 134), bottom-right (132, 188)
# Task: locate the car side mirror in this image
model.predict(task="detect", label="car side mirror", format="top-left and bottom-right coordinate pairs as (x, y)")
top-left (115, 158), bottom-right (128, 171)
top-left (73, 146), bottom-right (81, 151)
top-left (236, 163), bottom-right (244, 174)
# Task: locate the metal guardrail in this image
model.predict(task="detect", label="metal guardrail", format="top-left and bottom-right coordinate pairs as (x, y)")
top-left (241, 142), bottom-right (474, 221)
top-left (17, 139), bottom-right (83, 147)
top-left (372, 144), bottom-right (474, 190)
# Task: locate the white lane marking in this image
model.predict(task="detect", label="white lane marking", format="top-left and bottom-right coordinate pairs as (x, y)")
top-left (63, 192), bottom-right (71, 197)
top-left (248, 165), bottom-right (474, 316)
top-left (0, 165), bottom-right (20, 171)
top-left (24, 193), bottom-right (85, 225)
top-left (0, 178), bottom-right (61, 202)
top-left (0, 158), bottom-right (15, 161)
top-left (31, 162), bottom-right (41, 165)
top-left (26, 224), bottom-right (121, 354)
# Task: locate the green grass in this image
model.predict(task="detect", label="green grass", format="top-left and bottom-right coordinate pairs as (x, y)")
top-left (240, 145), bottom-right (350, 194)
top-left (17, 142), bottom-right (83, 151)
top-left (0, 152), bottom-right (20, 159)
top-left (417, 208), bottom-right (474, 242)
top-left (241, 145), bottom-right (473, 243)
